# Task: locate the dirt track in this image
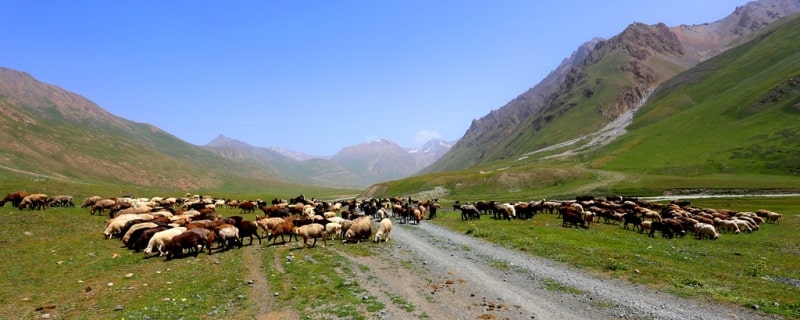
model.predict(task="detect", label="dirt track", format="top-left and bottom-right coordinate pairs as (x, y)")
top-left (333, 221), bottom-right (779, 320)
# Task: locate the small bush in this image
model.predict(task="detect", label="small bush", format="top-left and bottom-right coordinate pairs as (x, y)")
top-left (605, 258), bottom-right (628, 271)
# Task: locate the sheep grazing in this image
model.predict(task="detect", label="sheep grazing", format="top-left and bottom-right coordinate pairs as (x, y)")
top-left (458, 204), bottom-right (481, 220)
top-left (340, 219), bottom-right (355, 240)
top-left (185, 227), bottom-right (217, 254)
top-left (621, 212), bottom-right (642, 232)
top-left (90, 199), bottom-right (117, 215)
top-left (757, 209), bottom-right (783, 224)
top-left (164, 231), bottom-right (208, 260)
top-left (559, 205), bottom-right (585, 228)
top-left (121, 222), bottom-right (160, 245)
top-left (144, 227), bottom-right (187, 257)
top-left (582, 211), bottom-right (596, 228)
top-left (344, 217), bottom-right (372, 243)
top-left (694, 223), bottom-right (719, 240)
top-left (18, 193), bottom-right (48, 210)
top-left (639, 220), bottom-right (652, 234)
top-left (238, 201), bottom-right (256, 214)
top-left (374, 218), bottom-right (392, 243)
top-left (80, 195), bottom-right (102, 208)
top-left (0, 191), bottom-right (29, 208)
top-left (48, 195), bottom-right (75, 208)
top-left (256, 216), bottom-right (285, 238)
top-left (103, 213), bottom-right (154, 239)
top-left (129, 226), bottom-right (169, 252)
top-left (293, 223), bottom-right (327, 248)
top-left (323, 211), bottom-right (337, 219)
top-left (324, 222), bottom-right (342, 240)
top-left (238, 220), bottom-right (262, 245)
top-left (264, 216), bottom-right (302, 244)
top-left (214, 224), bottom-right (242, 250)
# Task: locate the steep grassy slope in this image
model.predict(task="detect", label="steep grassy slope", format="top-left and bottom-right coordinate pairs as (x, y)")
top-left (595, 15), bottom-right (800, 176)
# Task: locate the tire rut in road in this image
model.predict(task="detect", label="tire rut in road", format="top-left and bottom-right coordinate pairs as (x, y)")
top-left (338, 220), bottom-right (778, 320)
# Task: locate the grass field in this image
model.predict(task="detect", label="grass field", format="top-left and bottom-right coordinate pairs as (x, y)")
top-left (2, 195), bottom-right (798, 318)
top-left (430, 196), bottom-right (800, 318)
top-left (0, 205), bottom-right (383, 320)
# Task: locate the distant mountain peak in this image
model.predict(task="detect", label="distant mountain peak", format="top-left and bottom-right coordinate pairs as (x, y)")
top-left (267, 146), bottom-right (320, 161)
top-left (369, 138), bottom-right (395, 145)
top-left (205, 134), bottom-right (250, 148)
top-left (410, 138), bottom-right (454, 155)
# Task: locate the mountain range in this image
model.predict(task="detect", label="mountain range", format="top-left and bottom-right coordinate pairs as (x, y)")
top-left (1, 0), bottom-right (798, 196)
top-left (425, 0), bottom-right (800, 173)
top-left (202, 135), bottom-right (452, 188)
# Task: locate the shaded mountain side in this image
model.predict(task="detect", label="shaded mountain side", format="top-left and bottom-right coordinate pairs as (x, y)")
top-left (484, 22), bottom-right (687, 162)
top-left (0, 68), bottom-right (281, 190)
top-left (423, 38), bottom-right (602, 172)
top-left (426, 0), bottom-right (800, 173)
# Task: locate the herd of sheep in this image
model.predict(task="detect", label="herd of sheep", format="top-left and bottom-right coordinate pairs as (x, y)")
top-left (3, 190), bottom-right (787, 260)
top-left (454, 195), bottom-right (784, 240)
top-left (1, 191), bottom-right (405, 261)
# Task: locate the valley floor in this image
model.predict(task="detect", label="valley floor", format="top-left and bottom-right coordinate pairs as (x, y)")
top-left (316, 221), bottom-right (779, 320)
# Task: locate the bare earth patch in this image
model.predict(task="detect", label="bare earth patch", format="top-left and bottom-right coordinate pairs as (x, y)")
top-left (328, 221), bottom-right (778, 320)
top-left (246, 246), bottom-right (301, 320)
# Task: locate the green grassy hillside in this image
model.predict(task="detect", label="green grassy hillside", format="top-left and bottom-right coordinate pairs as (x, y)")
top-left (595, 15), bottom-right (800, 177)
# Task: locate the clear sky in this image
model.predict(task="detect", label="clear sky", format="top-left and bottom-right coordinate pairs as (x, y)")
top-left (1, 1), bottom-right (749, 156)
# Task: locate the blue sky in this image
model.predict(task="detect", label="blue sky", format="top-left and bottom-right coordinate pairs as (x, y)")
top-left (1, 1), bottom-right (749, 156)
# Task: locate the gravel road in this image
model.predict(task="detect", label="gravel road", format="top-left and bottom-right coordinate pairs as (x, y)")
top-left (338, 220), bottom-right (780, 320)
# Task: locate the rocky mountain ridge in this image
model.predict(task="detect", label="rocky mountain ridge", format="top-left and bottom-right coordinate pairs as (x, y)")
top-left (426, 0), bottom-right (800, 172)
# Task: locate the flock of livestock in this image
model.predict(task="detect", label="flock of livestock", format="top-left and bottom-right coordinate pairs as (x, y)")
top-left (453, 195), bottom-right (785, 240)
top-left (1, 190), bottom-right (787, 261)
top-left (1, 191), bottom-right (434, 261)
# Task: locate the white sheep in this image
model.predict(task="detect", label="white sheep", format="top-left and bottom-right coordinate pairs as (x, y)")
top-left (331, 202), bottom-right (342, 214)
top-left (714, 218), bottom-right (740, 234)
top-left (731, 218), bottom-right (753, 233)
top-left (103, 213), bottom-right (153, 239)
top-left (374, 218), bottom-right (392, 243)
top-left (767, 211), bottom-right (783, 224)
top-left (324, 222), bottom-right (342, 240)
top-left (327, 216), bottom-right (346, 225)
top-left (323, 211), bottom-right (338, 219)
top-left (216, 224), bottom-right (241, 250)
top-left (144, 227), bottom-right (187, 256)
top-left (376, 208), bottom-right (389, 219)
top-left (502, 203), bottom-right (517, 218)
top-left (694, 223), bottom-right (719, 240)
top-left (302, 205), bottom-right (315, 218)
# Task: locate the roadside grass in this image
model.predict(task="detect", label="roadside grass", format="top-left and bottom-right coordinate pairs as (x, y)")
top-left (540, 278), bottom-right (583, 295)
top-left (261, 240), bottom-right (386, 320)
top-left (0, 206), bottom-right (255, 320)
top-left (0, 205), bottom-right (385, 319)
top-left (431, 196), bottom-right (800, 318)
